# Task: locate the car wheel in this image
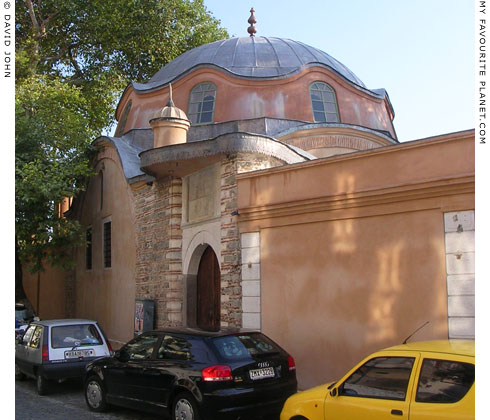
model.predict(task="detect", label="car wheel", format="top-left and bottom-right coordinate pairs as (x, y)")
top-left (36, 372), bottom-right (50, 395)
top-left (15, 363), bottom-right (26, 381)
top-left (172, 392), bottom-right (201, 420)
top-left (85, 376), bottom-right (107, 412)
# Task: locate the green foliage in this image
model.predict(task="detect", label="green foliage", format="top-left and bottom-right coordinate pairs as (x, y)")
top-left (15, 0), bottom-right (229, 273)
top-left (15, 75), bottom-right (97, 272)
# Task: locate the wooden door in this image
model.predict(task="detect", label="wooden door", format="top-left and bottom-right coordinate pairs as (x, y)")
top-left (197, 246), bottom-right (220, 331)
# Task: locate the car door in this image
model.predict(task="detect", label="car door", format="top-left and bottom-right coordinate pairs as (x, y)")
top-left (144, 334), bottom-right (194, 408)
top-left (325, 351), bottom-right (420, 420)
top-left (408, 353), bottom-right (475, 420)
top-left (104, 333), bottom-right (160, 406)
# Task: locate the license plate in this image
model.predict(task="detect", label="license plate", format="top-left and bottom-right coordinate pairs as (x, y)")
top-left (64, 349), bottom-right (94, 359)
top-left (249, 367), bottom-right (275, 380)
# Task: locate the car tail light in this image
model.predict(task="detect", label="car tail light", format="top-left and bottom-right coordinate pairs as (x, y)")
top-left (202, 365), bottom-right (233, 382)
top-left (42, 345), bottom-right (49, 362)
top-left (288, 355), bottom-right (296, 371)
top-left (107, 340), bottom-right (113, 353)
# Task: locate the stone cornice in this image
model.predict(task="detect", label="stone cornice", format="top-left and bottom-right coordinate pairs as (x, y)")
top-left (277, 124), bottom-right (396, 150)
top-left (139, 132), bottom-right (314, 178)
top-left (237, 175), bottom-right (475, 226)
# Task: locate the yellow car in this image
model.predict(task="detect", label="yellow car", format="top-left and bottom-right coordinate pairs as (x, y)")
top-left (280, 340), bottom-right (474, 420)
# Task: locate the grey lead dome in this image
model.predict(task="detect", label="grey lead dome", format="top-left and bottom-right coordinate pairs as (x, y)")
top-left (132, 36), bottom-right (366, 92)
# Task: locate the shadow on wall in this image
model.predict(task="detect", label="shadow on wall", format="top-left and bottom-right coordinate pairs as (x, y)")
top-left (257, 168), bottom-right (449, 390)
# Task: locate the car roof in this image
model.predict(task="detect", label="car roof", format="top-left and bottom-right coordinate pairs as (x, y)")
top-left (33, 319), bottom-right (99, 327)
top-left (147, 327), bottom-right (260, 338)
top-left (382, 340), bottom-right (474, 357)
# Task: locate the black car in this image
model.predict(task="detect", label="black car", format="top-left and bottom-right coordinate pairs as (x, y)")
top-left (84, 328), bottom-right (297, 419)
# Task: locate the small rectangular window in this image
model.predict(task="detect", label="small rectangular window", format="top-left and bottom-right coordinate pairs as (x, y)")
top-left (416, 359), bottom-right (475, 403)
top-left (22, 325), bottom-right (36, 345)
top-left (85, 228), bottom-right (92, 270)
top-left (211, 333), bottom-right (280, 361)
top-left (51, 324), bottom-right (103, 349)
top-left (29, 326), bottom-right (43, 349)
top-left (103, 221), bottom-right (111, 268)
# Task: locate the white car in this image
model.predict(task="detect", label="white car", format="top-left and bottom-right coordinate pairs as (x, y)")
top-left (15, 319), bottom-right (112, 395)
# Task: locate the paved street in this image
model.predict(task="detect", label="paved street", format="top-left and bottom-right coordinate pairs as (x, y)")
top-left (15, 378), bottom-right (162, 420)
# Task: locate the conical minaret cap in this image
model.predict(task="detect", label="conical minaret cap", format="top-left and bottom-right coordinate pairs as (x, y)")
top-left (149, 83), bottom-right (190, 122)
top-left (149, 83), bottom-right (190, 147)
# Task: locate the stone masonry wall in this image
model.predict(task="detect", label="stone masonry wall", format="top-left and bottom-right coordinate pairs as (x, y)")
top-left (220, 154), bottom-right (242, 327)
top-left (132, 178), bottom-right (184, 328)
top-left (220, 153), bottom-right (285, 327)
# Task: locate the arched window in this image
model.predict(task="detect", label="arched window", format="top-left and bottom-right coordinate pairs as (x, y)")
top-left (309, 82), bottom-right (339, 123)
top-left (188, 83), bottom-right (216, 124)
top-left (116, 99), bottom-right (132, 137)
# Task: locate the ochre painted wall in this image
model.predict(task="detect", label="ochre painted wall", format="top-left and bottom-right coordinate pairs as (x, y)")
top-left (23, 265), bottom-right (66, 320)
top-left (73, 142), bottom-right (137, 348)
top-left (237, 130), bottom-right (474, 389)
top-left (116, 67), bottom-right (396, 139)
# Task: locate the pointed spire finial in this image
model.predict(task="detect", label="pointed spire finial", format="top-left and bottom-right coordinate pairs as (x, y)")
top-left (167, 83), bottom-right (175, 107)
top-left (247, 8), bottom-right (257, 37)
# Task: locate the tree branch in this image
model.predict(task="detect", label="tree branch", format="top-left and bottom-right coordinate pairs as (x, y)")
top-left (39, 11), bottom-right (60, 38)
top-left (68, 43), bottom-right (84, 77)
top-left (41, 44), bottom-right (70, 63)
top-left (24, 0), bottom-right (40, 37)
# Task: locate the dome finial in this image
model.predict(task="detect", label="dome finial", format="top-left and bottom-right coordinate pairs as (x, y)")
top-left (167, 83), bottom-right (175, 107)
top-left (247, 8), bottom-right (257, 37)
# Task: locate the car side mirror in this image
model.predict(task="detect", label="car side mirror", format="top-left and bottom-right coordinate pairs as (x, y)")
top-left (15, 336), bottom-right (23, 345)
top-left (114, 350), bottom-right (121, 359)
top-left (330, 387), bottom-right (338, 397)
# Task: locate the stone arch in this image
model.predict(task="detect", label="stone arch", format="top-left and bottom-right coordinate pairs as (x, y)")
top-left (183, 230), bottom-right (221, 328)
top-left (183, 230), bottom-right (221, 276)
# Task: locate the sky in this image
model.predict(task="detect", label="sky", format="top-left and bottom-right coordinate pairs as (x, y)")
top-left (202, 0), bottom-right (475, 142)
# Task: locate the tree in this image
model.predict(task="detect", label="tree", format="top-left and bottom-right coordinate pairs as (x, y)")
top-left (15, 0), bottom-right (229, 309)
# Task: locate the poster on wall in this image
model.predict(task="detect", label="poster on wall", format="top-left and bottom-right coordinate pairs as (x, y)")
top-left (134, 299), bottom-right (155, 337)
top-left (134, 300), bottom-right (144, 336)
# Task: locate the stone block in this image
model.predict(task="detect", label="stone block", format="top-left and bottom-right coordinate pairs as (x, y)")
top-left (445, 252), bottom-right (475, 275)
top-left (169, 239), bottom-right (182, 248)
top-left (166, 301), bottom-right (182, 311)
top-left (447, 274), bottom-right (475, 296)
top-left (242, 280), bottom-right (260, 297)
top-left (445, 231), bottom-right (475, 253)
top-left (447, 295), bottom-right (475, 317)
top-left (242, 313), bottom-right (261, 330)
top-left (242, 263), bottom-right (260, 280)
top-left (444, 211), bottom-right (475, 232)
top-left (448, 317), bottom-right (475, 339)
top-left (242, 296), bottom-right (260, 313)
top-left (241, 232), bottom-right (260, 249)
top-left (169, 263), bottom-right (183, 271)
top-left (242, 247), bottom-right (260, 264)
top-left (168, 312), bottom-right (182, 322)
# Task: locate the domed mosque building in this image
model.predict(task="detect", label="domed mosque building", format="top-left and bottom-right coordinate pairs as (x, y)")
top-left (31, 10), bottom-right (474, 388)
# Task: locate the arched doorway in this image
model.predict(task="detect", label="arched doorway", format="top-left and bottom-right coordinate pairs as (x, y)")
top-left (196, 246), bottom-right (221, 331)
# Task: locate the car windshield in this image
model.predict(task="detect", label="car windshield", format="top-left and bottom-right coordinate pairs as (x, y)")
top-left (211, 333), bottom-right (280, 361)
top-left (51, 324), bottom-right (103, 348)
